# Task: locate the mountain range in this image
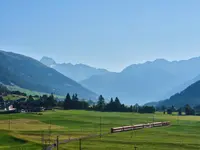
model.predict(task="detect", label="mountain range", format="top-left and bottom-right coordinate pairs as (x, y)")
top-left (40, 55), bottom-right (200, 105)
top-left (40, 56), bottom-right (109, 82)
top-left (1, 50), bottom-right (200, 106)
top-left (81, 58), bottom-right (200, 104)
top-left (0, 50), bottom-right (97, 100)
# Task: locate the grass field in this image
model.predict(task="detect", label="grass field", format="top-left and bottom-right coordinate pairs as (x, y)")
top-left (6, 85), bottom-right (65, 99)
top-left (0, 110), bottom-right (200, 150)
top-left (3, 94), bottom-right (26, 101)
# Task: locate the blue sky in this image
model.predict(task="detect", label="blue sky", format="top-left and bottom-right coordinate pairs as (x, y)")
top-left (1, 0), bottom-right (200, 71)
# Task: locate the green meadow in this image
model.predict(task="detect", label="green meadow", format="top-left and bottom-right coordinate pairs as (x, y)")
top-left (0, 110), bottom-right (200, 150)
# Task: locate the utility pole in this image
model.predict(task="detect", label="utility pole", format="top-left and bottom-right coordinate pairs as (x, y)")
top-left (131, 106), bottom-right (133, 138)
top-left (79, 138), bottom-right (82, 150)
top-left (100, 116), bottom-right (102, 138)
top-left (56, 136), bottom-right (59, 150)
top-left (68, 128), bottom-right (70, 140)
top-left (153, 114), bottom-right (155, 122)
top-left (44, 140), bottom-right (47, 149)
top-left (177, 114), bottom-right (179, 125)
top-left (8, 113), bottom-right (11, 130)
top-left (48, 120), bottom-right (51, 145)
top-left (41, 131), bottom-right (44, 150)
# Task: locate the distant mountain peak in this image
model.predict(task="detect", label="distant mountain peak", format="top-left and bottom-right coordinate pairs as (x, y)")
top-left (40, 56), bottom-right (56, 67)
top-left (39, 57), bottom-right (109, 81)
top-left (153, 58), bottom-right (168, 63)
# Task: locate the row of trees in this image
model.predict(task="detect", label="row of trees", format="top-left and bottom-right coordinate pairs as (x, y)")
top-left (11, 93), bottom-right (198, 115)
top-left (161, 104), bottom-right (196, 115)
top-left (82, 95), bottom-right (155, 113)
top-left (63, 94), bottom-right (89, 110)
top-left (6, 93), bottom-right (155, 113)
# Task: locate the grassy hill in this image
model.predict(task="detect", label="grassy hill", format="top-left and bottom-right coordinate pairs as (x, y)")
top-left (0, 110), bottom-right (200, 150)
top-left (0, 50), bottom-right (97, 100)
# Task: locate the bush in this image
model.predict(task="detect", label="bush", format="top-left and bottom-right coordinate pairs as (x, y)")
top-left (37, 112), bottom-right (43, 115)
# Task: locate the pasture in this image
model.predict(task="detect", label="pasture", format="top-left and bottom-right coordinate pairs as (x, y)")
top-left (0, 110), bottom-right (200, 150)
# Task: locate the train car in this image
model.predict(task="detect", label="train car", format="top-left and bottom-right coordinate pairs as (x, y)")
top-left (111, 121), bottom-right (170, 133)
top-left (133, 124), bottom-right (144, 130)
top-left (111, 127), bottom-right (123, 133)
top-left (143, 123), bottom-right (152, 128)
top-left (123, 125), bottom-right (134, 131)
top-left (152, 122), bottom-right (163, 127)
top-left (162, 121), bottom-right (170, 126)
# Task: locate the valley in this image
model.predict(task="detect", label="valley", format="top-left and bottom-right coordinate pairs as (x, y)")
top-left (1, 1), bottom-right (200, 149)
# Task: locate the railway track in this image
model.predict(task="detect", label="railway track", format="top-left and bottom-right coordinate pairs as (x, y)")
top-left (45, 121), bottom-right (170, 150)
top-left (45, 132), bottom-right (111, 150)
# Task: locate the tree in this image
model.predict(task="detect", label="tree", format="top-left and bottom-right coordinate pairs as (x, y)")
top-left (185, 104), bottom-right (195, 115)
top-left (41, 93), bottom-right (56, 109)
top-left (48, 93), bottom-right (56, 108)
top-left (0, 84), bottom-right (9, 94)
top-left (178, 108), bottom-right (182, 116)
top-left (0, 96), bottom-right (4, 109)
top-left (138, 106), bottom-right (155, 113)
top-left (96, 95), bottom-right (106, 111)
top-left (167, 108), bottom-right (172, 114)
top-left (105, 98), bottom-right (114, 111)
top-left (64, 93), bottom-right (71, 110)
top-left (171, 105), bottom-right (176, 112)
top-left (114, 97), bottom-right (121, 111)
top-left (163, 110), bottom-right (166, 114)
top-left (72, 94), bottom-right (78, 101)
top-left (161, 105), bottom-right (166, 112)
top-left (27, 95), bottom-right (34, 102)
top-left (133, 104), bottom-right (139, 113)
top-left (0, 96), bottom-right (3, 102)
top-left (194, 105), bottom-right (200, 114)
top-left (40, 95), bottom-right (48, 107)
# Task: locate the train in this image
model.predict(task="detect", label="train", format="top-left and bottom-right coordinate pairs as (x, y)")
top-left (111, 121), bottom-right (170, 133)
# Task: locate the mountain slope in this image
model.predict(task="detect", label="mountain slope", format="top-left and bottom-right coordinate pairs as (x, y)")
top-left (40, 56), bottom-right (109, 81)
top-left (81, 57), bottom-right (200, 104)
top-left (164, 73), bottom-right (200, 98)
top-left (157, 80), bottom-right (200, 107)
top-left (0, 50), bottom-right (97, 100)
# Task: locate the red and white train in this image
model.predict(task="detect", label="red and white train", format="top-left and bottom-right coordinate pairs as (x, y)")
top-left (111, 121), bottom-right (170, 133)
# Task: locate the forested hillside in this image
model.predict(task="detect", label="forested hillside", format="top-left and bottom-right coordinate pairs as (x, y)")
top-left (157, 80), bottom-right (200, 107)
top-left (0, 50), bottom-right (97, 100)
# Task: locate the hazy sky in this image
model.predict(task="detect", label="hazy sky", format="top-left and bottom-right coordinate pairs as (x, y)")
top-left (1, 0), bottom-right (200, 71)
